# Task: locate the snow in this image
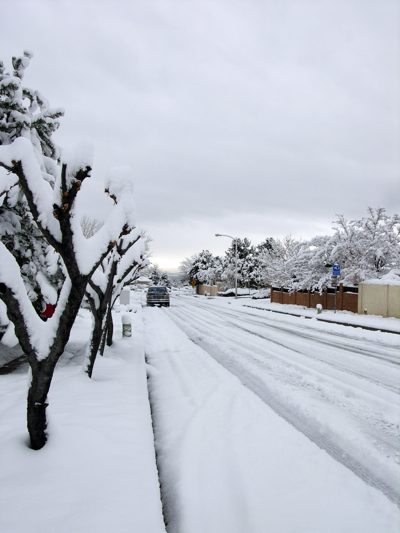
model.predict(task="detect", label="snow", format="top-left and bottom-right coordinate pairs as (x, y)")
top-left (70, 170), bottom-right (137, 275)
top-left (2, 292), bottom-right (400, 532)
top-left (0, 308), bottom-right (166, 533)
top-left (0, 166), bottom-right (17, 196)
top-left (1, 322), bottom-right (18, 347)
top-left (0, 300), bottom-right (8, 326)
top-left (0, 137), bottom-right (62, 241)
top-left (169, 294), bottom-right (400, 499)
top-left (105, 166), bottom-right (134, 200)
top-left (36, 270), bottom-right (58, 304)
top-left (62, 141), bottom-right (94, 186)
top-left (135, 275), bottom-right (152, 283)
top-left (240, 297), bottom-right (400, 333)
top-left (1, 214), bottom-right (139, 360)
top-left (122, 313), bottom-right (132, 325)
top-left (116, 229), bottom-right (143, 275)
top-left (219, 287), bottom-right (257, 296)
top-left (362, 269), bottom-right (400, 285)
top-left (144, 304), bottom-right (399, 532)
top-left (251, 287), bottom-right (271, 299)
top-left (75, 175), bottom-right (115, 225)
top-left (0, 241), bottom-right (52, 357)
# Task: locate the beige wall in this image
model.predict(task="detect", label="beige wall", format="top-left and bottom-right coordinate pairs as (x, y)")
top-left (197, 284), bottom-right (218, 296)
top-left (358, 283), bottom-right (400, 318)
top-left (388, 285), bottom-right (400, 318)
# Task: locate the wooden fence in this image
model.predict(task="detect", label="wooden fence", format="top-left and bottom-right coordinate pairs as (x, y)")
top-left (271, 284), bottom-right (358, 313)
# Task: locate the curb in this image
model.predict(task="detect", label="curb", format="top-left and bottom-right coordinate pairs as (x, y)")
top-left (243, 305), bottom-right (400, 336)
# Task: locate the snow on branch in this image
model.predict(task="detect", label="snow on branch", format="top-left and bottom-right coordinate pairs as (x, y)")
top-left (116, 232), bottom-right (146, 282)
top-left (0, 137), bottom-right (61, 243)
top-left (0, 242), bottom-right (58, 358)
top-left (70, 166), bottom-right (136, 275)
top-left (0, 167), bottom-right (18, 198)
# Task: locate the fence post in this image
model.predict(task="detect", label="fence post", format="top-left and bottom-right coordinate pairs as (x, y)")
top-left (339, 283), bottom-right (344, 311)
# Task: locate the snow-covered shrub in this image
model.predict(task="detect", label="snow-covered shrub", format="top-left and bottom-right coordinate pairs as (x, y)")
top-left (251, 288), bottom-right (271, 299)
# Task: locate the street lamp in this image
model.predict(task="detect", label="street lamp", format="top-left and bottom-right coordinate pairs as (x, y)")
top-left (215, 233), bottom-right (238, 298)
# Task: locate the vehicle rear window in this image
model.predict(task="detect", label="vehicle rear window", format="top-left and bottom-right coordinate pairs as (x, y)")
top-left (148, 287), bottom-right (168, 293)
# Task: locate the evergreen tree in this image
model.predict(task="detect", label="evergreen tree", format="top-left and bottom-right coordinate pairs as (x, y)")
top-left (0, 51), bottom-right (64, 322)
top-left (184, 250), bottom-right (222, 285)
top-left (149, 265), bottom-right (162, 285)
top-left (223, 238), bottom-right (256, 287)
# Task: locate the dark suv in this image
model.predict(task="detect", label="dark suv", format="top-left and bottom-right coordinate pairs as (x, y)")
top-left (146, 286), bottom-right (170, 307)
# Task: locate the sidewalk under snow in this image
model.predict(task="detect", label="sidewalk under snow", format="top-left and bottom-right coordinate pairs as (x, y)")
top-left (0, 309), bottom-right (165, 533)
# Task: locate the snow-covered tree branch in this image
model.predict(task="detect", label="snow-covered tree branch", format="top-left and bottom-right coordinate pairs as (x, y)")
top-left (0, 53), bottom-right (139, 449)
top-left (84, 228), bottom-right (148, 378)
top-left (183, 209), bottom-right (400, 293)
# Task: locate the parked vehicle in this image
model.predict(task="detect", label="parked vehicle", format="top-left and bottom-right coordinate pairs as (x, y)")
top-left (146, 286), bottom-right (170, 307)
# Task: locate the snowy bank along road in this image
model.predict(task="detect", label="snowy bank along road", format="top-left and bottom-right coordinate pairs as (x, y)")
top-left (162, 293), bottom-right (400, 507)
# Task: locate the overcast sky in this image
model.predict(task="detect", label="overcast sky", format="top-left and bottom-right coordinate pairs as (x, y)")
top-left (3, 0), bottom-right (400, 270)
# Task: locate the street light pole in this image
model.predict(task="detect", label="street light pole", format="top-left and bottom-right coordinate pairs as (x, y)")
top-left (234, 238), bottom-right (238, 299)
top-left (215, 233), bottom-right (238, 298)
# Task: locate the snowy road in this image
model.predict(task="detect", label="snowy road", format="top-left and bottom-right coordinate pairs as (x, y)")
top-left (167, 294), bottom-right (400, 506)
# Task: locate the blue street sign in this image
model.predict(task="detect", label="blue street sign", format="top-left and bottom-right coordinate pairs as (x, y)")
top-left (332, 263), bottom-right (341, 277)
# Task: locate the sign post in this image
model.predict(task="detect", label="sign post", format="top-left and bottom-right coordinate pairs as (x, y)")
top-left (332, 264), bottom-right (341, 313)
top-left (332, 263), bottom-right (341, 277)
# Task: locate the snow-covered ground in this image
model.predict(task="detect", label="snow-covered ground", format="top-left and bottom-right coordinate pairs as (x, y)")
top-left (0, 308), bottom-right (165, 533)
top-left (1, 291), bottom-right (400, 532)
top-left (144, 297), bottom-right (399, 532)
top-left (242, 297), bottom-right (400, 333)
top-left (166, 294), bottom-right (400, 506)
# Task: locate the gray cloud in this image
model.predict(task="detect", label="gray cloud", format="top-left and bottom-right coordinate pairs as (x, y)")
top-left (2, 0), bottom-right (399, 269)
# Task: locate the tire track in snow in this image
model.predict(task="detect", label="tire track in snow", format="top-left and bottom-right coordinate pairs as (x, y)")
top-left (169, 303), bottom-right (400, 450)
top-left (186, 297), bottom-right (400, 366)
top-left (180, 302), bottom-right (400, 450)
top-left (171, 301), bottom-right (400, 399)
top-left (144, 310), bottom-right (253, 532)
top-left (178, 298), bottom-right (400, 393)
top-left (230, 321), bottom-right (399, 394)
top-left (167, 300), bottom-right (400, 507)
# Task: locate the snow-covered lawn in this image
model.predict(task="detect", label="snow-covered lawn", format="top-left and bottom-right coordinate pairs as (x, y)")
top-left (0, 309), bottom-right (165, 533)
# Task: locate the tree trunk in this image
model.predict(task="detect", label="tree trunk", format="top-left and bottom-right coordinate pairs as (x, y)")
top-left (86, 262), bottom-right (117, 372)
top-left (27, 357), bottom-right (55, 450)
top-left (99, 324), bottom-right (107, 356)
top-left (86, 315), bottom-right (104, 378)
top-left (2, 275), bottom-right (90, 449)
top-left (106, 308), bottom-right (114, 347)
top-left (99, 305), bottom-right (111, 356)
